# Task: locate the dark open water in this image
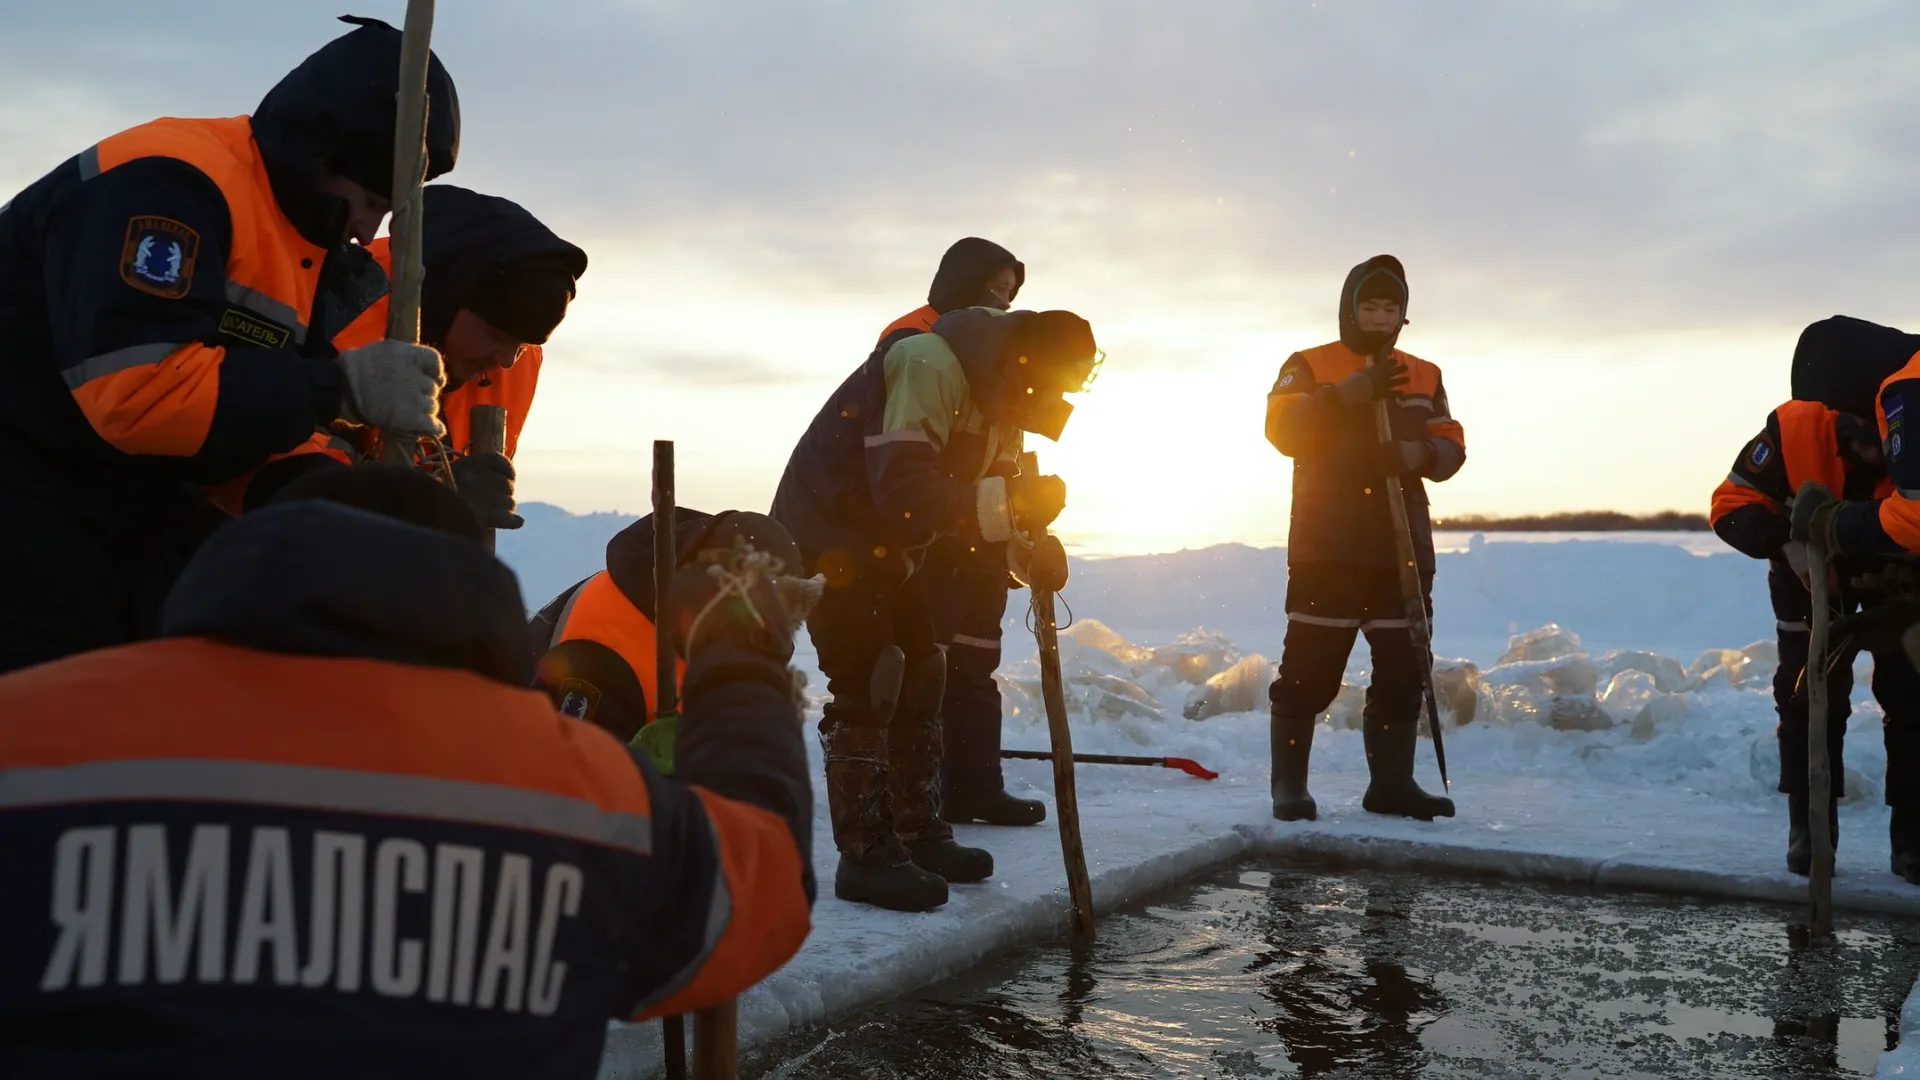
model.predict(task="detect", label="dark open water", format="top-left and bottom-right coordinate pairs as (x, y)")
top-left (747, 861), bottom-right (1920, 1079)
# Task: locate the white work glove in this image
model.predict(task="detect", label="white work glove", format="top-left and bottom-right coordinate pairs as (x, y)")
top-left (337, 340), bottom-right (447, 437)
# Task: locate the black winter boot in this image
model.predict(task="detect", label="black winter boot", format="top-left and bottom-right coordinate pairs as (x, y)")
top-left (1271, 709), bottom-right (1318, 822)
top-left (943, 789), bottom-right (1047, 827)
top-left (1785, 792), bottom-right (1839, 877)
top-left (1360, 715), bottom-right (1455, 821)
top-left (1892, 806), bottom-right (1920, 884)
top-left (908, 837), bottom-right (995, 883)
top-left (834, 856), bottom-right (949, 912)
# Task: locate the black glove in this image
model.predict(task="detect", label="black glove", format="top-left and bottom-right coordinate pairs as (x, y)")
top-left (450, 451), bottom-right (523, 530)
top-left (1331, 361), bottom-right (1408, 408)
top-left (1008, 473), bottom-right (1067, 531)
top-left (1376, 439), bottom-right (1430, 476)
top-left (667, 512), bottom-right (809, 664)
top-left (1789, 482), bottom-right (1841, 553)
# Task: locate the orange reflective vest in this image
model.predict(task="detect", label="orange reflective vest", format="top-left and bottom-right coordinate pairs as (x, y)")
top-left (546, 571), bottom-right (684, 724)
top-left (878, 304), bottom-right (938, 344)
top-left (335, 238), bottom-right (542, 457)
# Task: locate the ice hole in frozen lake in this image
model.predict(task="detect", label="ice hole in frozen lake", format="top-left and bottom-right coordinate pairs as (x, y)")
top-left (745, 861), bottom-right (1920, 1080)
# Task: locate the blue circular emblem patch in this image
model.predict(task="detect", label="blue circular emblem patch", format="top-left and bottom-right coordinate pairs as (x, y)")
top-left (1750, 443), bottom-right (1770, 468)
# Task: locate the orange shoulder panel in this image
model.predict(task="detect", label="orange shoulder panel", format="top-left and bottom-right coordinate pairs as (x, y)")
top-left (1709, 475), bottom-right (1774, 526)
top-left (879, 305), bottom-right (938, 344)
top-left (443, 346), bottom-right (542, 457)
top-left (1773, 399), bottom-right (1845, 495)
top-left (1878, 351), bottom-right (1920, 441)
top-left (0, 638), bottom-right (650, 818)
top-left (554, 571), bottom-right (684, 723)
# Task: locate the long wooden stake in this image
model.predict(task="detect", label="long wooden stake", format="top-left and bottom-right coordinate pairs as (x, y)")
top-left (1035, 587), bottom-right (1097, 943)
top-left (654, 442), bottom-right (689, 1079)
top-left (379, 0), bottom-right (438, 467)
top-left (1370, 384), bottom-right (1448, 790)
top-left (467, 405), bottom-right (506, 552)
top-left (1807, 538), bottom-right (1836, 940)
top-left (650, 441), bottom-right (739, 1080)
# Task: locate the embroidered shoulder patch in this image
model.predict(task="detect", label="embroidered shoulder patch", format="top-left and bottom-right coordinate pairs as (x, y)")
top-left (1749, 441), bottom-right (1771, 468)
top-left (556, 678), bottom-right (602, 723)
top-left (119, 216), bottom-right (200, 299)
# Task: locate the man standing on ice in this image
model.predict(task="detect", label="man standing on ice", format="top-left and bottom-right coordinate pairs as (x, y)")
top-left (773, 306), bottom-right (1094, 911)
top-left (1262, 255), bottom-right (1464, 823)
top-left (877, 237), bottom-right (1049, 828)
top-left (1779, 347), bottom-right (1920, 881)
top-left (1709, 401), bottom-right (1900, 876)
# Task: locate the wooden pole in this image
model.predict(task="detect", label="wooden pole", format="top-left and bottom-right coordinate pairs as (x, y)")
top-left (379, 0), bottom-right (438, 467)
top-left (1035, 587), bottom-right (1097, 943)
top-left (1370, 385), bottom-right (1448, 790)
top-left (468, 405), bottom-right (506, 552)
top-left (1807, 538), bottom-right (1836, 940)
top-left (654, 442), bottom-right (688, 1078)
top-left (650, 441), bottom-right (739, 1080)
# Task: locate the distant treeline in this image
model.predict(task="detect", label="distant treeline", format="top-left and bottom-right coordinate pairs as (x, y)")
top-left (1433, 511), bottom-right (1709, 532)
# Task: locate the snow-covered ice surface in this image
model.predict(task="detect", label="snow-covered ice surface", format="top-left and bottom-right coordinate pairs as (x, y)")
top-left (491, 518), bottom-right (1920, 1077)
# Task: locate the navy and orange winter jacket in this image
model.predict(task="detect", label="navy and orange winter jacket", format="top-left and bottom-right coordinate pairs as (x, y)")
top-left (210, 186), bottom-right (583, 513)
top-left (0, 115), bottom-right (381, 526)
top-left (1263, 257), bottom-right (1466, 572)
top-left (0, 502), bottom-right (812, 1079)
top-left (1823, 352), bottom-right (1920, 555)
top-left (876, 238), bottom-right (1023, 347)
top-left (1709, 399), bottom-right (1888, 561)
top-left (528, 511), bottom-right (717, 743)
top-left (772, 308), bottom-right (1028, 587)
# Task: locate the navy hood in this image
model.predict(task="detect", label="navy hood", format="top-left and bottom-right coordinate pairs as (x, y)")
top-left (420, 184), bottom-right (588, 346)
top-left (604, 508), bottom-right (719, 621)
top-left (1338, 254), bottom-right (1409, 356)
top-left (161, 501), bottom-right (529, 686)
top-left (253, 15), bottom-right (460, 245)
top-left (928, 237), bottom-right (1024, 314)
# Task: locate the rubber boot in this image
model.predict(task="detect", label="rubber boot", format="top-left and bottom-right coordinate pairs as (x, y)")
top-left (1270, 709), bottom-right (1318, 822)
top-left (1892, 806), bottom-right (1920, 885)
top-left (1360, 715), bottom-right (1455, 821)
top-left (1785, 792), bottom-right (1839, 876)
top-left (824, 725), bottom-right (948, 912)
top-left (893, 653), bottom-right (994, 885)
top-left (943, 789), bottom-right (1047, 827)
top-left (908, 837), bottom-right (995, 883)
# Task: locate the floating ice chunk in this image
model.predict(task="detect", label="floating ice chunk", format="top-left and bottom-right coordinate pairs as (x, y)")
top-left (1433, 658), bottom-right (1481, 726)
top-left (1546, 695), bottom-right (1613, 732)
top-left (1481, 654), bottom-right (1599, 696)
top-left (1059, 618), bottom-right (1151, 665)
top-left (1181, 653), bottom-right (1271, 721)
top-left (1149, 628), bottom-right (1239, 685)
top-left (1741, 638), bottom-right (1778, 670)
top-left (1072, 672), bottom-right (1164, 720)
top-left (1595, 649), bottom-right (1690, 693)
top-left (1497, 624), bottom-right (1585, 664)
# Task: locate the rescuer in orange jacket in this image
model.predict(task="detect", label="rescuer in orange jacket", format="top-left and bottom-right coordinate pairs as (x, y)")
top-left (1263, 256), bottom-right (1466, 826)
top-left (1706, 399), bottom-right (1920, 878)
top-left (215, 185), bottom-right (587, 526)
top-left (876, 237), bottom-right (1024, 344)
top-left (0, 466), bottom-right (814, 1079)
top-left (876, 237), bottom-right (1047, 828)
top-left (0, 16), bottom-right (460, 674)
top-left (528, 509), bottom-right (822, 748)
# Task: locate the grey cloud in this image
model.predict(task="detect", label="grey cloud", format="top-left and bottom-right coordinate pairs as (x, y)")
top-left (8, 1), bottom-right (1920, 337)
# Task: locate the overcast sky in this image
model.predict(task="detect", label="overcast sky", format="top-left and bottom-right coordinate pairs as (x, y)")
top-left (6, 1), bottom-right (1917, 552)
